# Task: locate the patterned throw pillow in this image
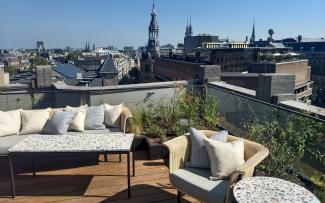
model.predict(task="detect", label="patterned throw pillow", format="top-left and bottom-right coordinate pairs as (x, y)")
top-left (204, 138), bottom-right (245, 180)
top-left (43, 111), bottom-right (76, 135)
top-left (84, 105), bottom-right (106, 130)
top-left (186, 128), bottom-right (228, 168)
top-left (104, 103), bottom-right (124, 127)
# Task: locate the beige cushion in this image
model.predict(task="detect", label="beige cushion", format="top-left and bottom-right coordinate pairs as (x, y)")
top-left (65, 105), bottom-right (87, 132)
top-left (20, 108), bottom-right (51, 135)
top-left (0, 109), bottom-right (21, 137)
top-left (204, 138), bottom-right (245, 180)
top-left (104, 103), bottom-right (123, 127)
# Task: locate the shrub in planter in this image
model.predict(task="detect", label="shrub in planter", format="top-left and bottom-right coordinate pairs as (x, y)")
top-left (245, 115), bottom-right (324, 197)
top-left (130, 88), bottom-right (219, 143)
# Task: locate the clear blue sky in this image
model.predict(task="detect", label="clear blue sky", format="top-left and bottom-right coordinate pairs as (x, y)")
top-left (0, 0), bottom-right (324, 49)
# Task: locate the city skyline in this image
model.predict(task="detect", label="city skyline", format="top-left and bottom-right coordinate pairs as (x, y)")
top-left (0, 0), bottom-right (325, 49)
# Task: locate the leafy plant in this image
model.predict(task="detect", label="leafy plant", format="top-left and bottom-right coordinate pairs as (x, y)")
top-left (131, 88), bottom-right (219, 142)
top-left (245, 117), bottom-right (324, 179)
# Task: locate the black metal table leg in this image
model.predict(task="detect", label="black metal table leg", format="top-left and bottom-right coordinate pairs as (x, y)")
top-left (32, 157), bottom-right (36, 177)
top-left (132, 142), bottom-right (135, 177)
top-left (127, 151), bottom-right (131, 198)
top-left (104, 152), bottom-right (108, 162)
top-left (8, 155), bottom-right (15, 198)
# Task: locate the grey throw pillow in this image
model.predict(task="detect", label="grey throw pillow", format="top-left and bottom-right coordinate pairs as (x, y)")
top-left (186, 128), bottom-right (228, 168)
top-left (84, 105), bottom-right (106, 130)
top-left (43, 111), bottom-right (75, 135)
top-left (210, 130), bottom-right (228, 142)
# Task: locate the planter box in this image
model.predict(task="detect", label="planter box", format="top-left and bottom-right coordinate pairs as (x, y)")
top-left (144, 136), bottom-right (169, 160)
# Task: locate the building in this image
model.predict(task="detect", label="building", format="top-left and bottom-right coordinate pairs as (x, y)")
top-left (202, 42), bottom-right (249, 49)
top-left (146, 3), bottom-right (160, 58)
top-left (184, 34), bottom-right (219, 50)
top-left (36, 41), bottom-right (45, 52)
top-left (0, 64), bottom-right (9, 85)
top-left (123, 46), bottom-right (134, 52)
top-left (100, 53), bottom-right (136, 86)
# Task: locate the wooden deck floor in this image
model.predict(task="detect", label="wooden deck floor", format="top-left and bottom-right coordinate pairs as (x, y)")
top-left (0, 152), bottom-right (198, 203)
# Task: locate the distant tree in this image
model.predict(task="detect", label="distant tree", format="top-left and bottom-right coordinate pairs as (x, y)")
top-left (4, 65), bottom-right (17, 76)
top-left (129, 67), bottom-right (141, 81)
top-left (54, 49), bottom-right (65, 55)
top-left (33, 56), bottom-right (49, 66)
top-left (66, 52), bottom-right (78, 62)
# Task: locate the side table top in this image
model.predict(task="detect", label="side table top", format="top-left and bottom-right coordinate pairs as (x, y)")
top-left (234, 176), bottom-right (320, 203)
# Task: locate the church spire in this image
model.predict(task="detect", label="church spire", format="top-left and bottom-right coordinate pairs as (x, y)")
top-left (147, 1), bottom-right (160, 58)
top-left (250, 19), bottom-right (255, 45)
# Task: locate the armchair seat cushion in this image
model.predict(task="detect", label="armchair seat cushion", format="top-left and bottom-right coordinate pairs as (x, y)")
top-left (170, 167), bottom-right (229, 203)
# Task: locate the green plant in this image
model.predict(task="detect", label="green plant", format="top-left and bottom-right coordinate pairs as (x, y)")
top-left (245, 116), bottom-right (324, 185)
top-left (131, 88), bottom-right (219, 142)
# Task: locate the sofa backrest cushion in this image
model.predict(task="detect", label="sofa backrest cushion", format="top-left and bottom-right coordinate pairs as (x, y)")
top-left (204, 138), bottom-right (245, 180)
top-left (186, 128), bottom-right (227, 169)
top-left (20, 108), bottom-right (51, 135)
top-left (84, 105), bottom-right (105, 130)
top-left (0, 109), bottom-right (21, 137)
top-left (65, 105), bottom-right (87, 132)
top-left (104, 103), bottom-right (124, 128)
top-left (43, 110), bottom-right (76, 135)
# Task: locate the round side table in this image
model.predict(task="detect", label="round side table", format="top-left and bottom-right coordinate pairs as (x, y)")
top-left (233, 176), bottom-right (320, 203)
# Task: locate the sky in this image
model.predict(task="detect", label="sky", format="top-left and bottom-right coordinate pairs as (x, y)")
top-left (0, 0), bottom-right (324, 49)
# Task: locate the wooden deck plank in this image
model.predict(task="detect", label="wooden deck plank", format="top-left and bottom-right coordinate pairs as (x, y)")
top-left (0, 152), bottom-right (196, 203)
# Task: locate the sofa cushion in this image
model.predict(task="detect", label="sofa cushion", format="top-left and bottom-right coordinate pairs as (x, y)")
top-left (84, 105), bottom-right (105, 130)
top-left (204, 138), bottom-right (245, 180)
top-left (0, 134), bottom-right (30, 155)
top-left (170, 167), bottom-right (229, 203)
top-left (186, 128), bottom-right (227, 168)
top-left (0, 109), bottom-right (21, 137)
top-left (65, 105), bottom-right (87, 132)
top-left (104, 103), bottom-right (123, 127)
top-left (20, 108), bottom-right (51, 135)
top-left (43, 111), bottom-right (76, 135)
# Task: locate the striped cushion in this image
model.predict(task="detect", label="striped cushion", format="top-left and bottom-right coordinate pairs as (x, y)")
top-left (186, 128), bottom-right (227, 168)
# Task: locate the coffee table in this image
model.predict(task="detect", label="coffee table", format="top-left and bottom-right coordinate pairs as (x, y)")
top-left (8, 133), bottom-right (135, 198)
top-left (234, 176), bottom-right (320, 203)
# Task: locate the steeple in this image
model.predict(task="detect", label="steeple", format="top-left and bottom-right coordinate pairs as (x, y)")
top-left (147, 1), bottom-right (160, 58)
top-left (188, 14), bottom-right (193, 36)
top-left (250, 20), bottom-right (255, 45)
top-left (185, 15), bottom-right (193, 37)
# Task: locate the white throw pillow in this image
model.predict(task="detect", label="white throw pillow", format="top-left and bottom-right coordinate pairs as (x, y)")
top-left (104, 103), bottom-right (124, 127)
top-left (204, 138), bottom-right (245, 180)
top-left (0, 109), bottom-right (21, 137)
top-left (20, 108), bottom-right (51, 135)
top-left (65, 105), bottom-right (87, 132)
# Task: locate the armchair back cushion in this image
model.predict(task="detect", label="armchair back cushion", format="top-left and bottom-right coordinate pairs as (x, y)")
top-left (186, 128), bottom-right (227, 168)
top-left (204, 138), bottom-right (245, 180)
top-left (0, 109), bottom-right (21, 137)
top-left (20, 108), bottom-right (51, 135)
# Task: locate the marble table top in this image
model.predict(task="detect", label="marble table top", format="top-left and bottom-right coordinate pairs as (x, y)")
top-left (234, 176), bottom-right (320, 203)
top-left (9, 133), bottom-right (134, 153)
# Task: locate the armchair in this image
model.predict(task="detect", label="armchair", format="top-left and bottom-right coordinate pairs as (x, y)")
top-left (164, 130), bottom-right (269, 203)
